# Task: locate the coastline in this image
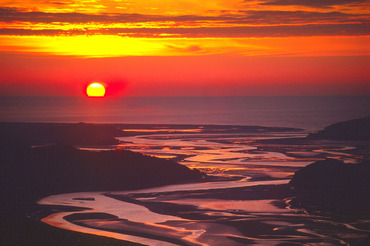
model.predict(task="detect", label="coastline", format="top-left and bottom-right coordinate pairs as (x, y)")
top-left (1, 120), bottom-right (369, 245)
top-left (1, 216), bottom-right (144, 246)
top-left (39, 182), bottom-right (370, 245)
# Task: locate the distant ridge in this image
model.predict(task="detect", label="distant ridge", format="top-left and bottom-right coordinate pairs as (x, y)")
top-left (0, 122), bottom-right (123, 146)
top-left (0, 122), bottom-right (303, 147)
top-left (307, 116), bottom-right (370, 141)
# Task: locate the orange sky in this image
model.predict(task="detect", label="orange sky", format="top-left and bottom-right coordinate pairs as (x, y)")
top-left (0, 0), bottom-right (369, 96)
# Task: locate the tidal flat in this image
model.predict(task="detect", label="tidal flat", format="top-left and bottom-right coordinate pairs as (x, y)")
top-left (1, 122), bottom-right (369, 245)
top-left (41, 124), bottom-right (369, 245)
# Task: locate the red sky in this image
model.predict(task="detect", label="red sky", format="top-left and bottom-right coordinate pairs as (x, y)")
top-left (0, 0), bottom-right (369, 97)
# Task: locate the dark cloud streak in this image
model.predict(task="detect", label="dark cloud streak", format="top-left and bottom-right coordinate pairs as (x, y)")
top-left (0, 6), bottom-right (368, 38)
top-left (240, 10), bottom-right (368, 24)
top-left (1, 23), bottom-right (368, 37)
top-left (260, 0), bottom-right (367, 8)
top-left (0, 7), bottom-right (367, 25)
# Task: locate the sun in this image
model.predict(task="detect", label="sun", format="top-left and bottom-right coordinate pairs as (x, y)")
top-left (86, 82), bottom-right (106, 97)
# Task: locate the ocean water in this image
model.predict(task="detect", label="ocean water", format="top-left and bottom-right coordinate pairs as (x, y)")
top-left (0, 96), bottom-right (369, 131)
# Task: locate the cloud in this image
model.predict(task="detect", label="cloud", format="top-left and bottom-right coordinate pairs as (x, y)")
top-left (1, 7), bottom-right (367, 25)
top-left (0, 28), bottom-right (84, 36)
top-left (1, 23), bottom-right (368, 38)
top-left (0, 7), bottom-right (151, 23)
top-left (238, 10), bottom-right (367, 24)
top-left (260, 0), bottom-right (367, 8)
top-left (0, 7), bottom-right (368, 38)
top-left (166, 44), bottom-right (204, 54)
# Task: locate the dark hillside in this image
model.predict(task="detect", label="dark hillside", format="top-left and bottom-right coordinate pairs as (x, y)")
top-left (290, 159), bottom-right (370, 217)
top-left (0, 122), bottom-right (204, 246)
top-left (1, 145), bottom-right (204, 214)
top-left (0, 122), bottom-right (123, 146)
top-left (307, 116), bottom-right (370, 141)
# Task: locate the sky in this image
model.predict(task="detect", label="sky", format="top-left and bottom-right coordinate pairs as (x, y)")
top-left (0, 0), bottom-right (369, 97)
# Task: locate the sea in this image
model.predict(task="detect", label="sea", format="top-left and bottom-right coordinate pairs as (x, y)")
top-left (0, 95), bottom-right (369, 131)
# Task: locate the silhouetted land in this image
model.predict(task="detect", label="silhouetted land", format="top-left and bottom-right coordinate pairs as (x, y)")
top-left (251, 116), bottom-right (370, 161)
top-left (307, 116), bottom-right (370, 141)
top-left (0, 122), bottom-right (303, 147)
top-left (0, 122), bottom-right (123, 146)
top-left (254, 116), bottom-right (370, 218)
top-left (1, 118), bottom-right (369, 245)
top-left (1, 145), bottom-right (204, 206)
top-left (290, 159), bottom-right (370, 218)
top-left (0, 123), bottom-right (205, 246)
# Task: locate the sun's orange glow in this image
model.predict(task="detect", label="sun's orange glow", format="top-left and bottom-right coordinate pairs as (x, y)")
top-left (86, 82), bottom-right (106, 97)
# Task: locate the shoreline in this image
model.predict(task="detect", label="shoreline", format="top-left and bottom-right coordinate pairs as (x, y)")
top-left (40, 182), bottom-right (370, 245)
top-left (1, 119), bottom-right (369, 245)
top-left (1, 95), bottom-right (369, 132)
top-left (1, 214), bottom-right (144, 246)
top-left (39, 183), bottom-right (296, 246)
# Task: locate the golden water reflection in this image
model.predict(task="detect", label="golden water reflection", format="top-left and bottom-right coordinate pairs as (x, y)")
top-left (47, 129), bottom-right (367, 245)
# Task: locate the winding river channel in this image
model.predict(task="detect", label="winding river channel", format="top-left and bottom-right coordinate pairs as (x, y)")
top-left (38, 129), bottom-right (369, 245)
